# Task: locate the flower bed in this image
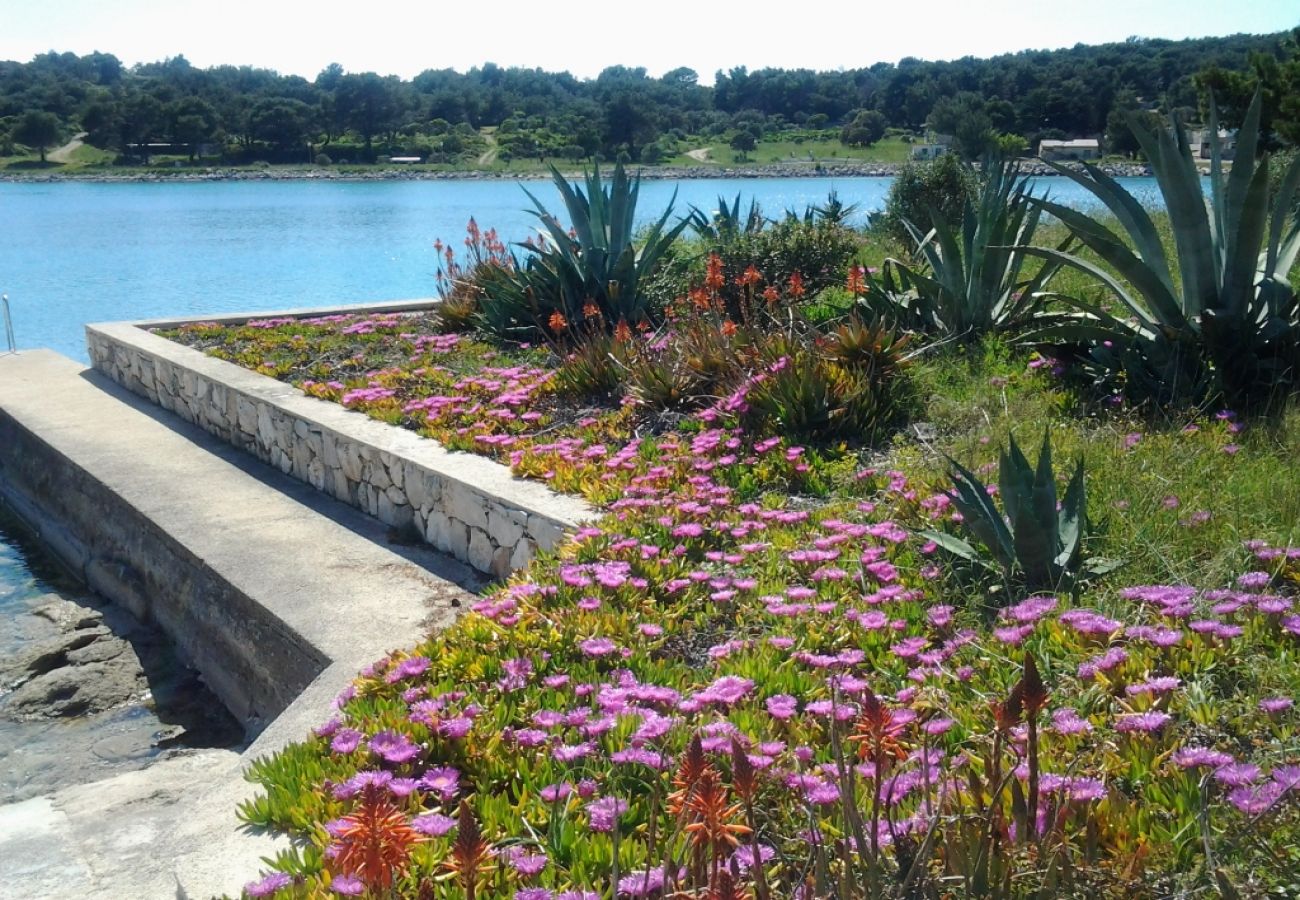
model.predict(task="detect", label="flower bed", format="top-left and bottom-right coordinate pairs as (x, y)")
top-left (162, 311), bottom-right (1300, 899)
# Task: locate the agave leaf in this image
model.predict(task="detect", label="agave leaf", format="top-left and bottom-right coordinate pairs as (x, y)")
top-left (1266, 150), bottom-right (1300, 276)
top-left (1056, 457), bottom-right (1086, 571)
top-left (945, 455), bottom-right (1016, 573)
top-left (1015, 244), bottom-right (1157, 332)
top-left (1022, 197), bottom-right (1183, 329)
top-left (1130, 110), bottom-right (1216, 318)
top-left (917, 530), bottom-right (987, 566)
top-left (1041, 157), bottom-right (1174, 292)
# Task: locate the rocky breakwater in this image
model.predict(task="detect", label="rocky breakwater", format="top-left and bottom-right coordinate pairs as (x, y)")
top-left (0, 159), bottom-right (1158, 184)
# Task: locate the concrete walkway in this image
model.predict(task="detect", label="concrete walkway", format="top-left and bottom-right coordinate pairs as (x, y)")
top-left (0, 351), bottom-right (484, 899)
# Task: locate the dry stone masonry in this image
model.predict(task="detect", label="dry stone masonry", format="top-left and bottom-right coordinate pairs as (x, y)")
top-left (86, 315), bottom-right (593, 578)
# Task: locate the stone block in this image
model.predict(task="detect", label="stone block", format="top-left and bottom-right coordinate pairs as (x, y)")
top-left (530, 517), bottom-right (566, 551)
top-left (467, 528), bottom-right (494, 573)
top-left (510, 539), bottom-right (535, 571)
top-left (447, 519), bottom-right (469, 560)
top-left (444, 483), bottom-right (488, 531)
top-left (487, 508), bottom-right (525, 548)
top-left (425, 511), bottom-right (451, 552)
top-left (307, 458), bottom-right (327, 491)
top-left (490, 545), bottom-right (513, 578)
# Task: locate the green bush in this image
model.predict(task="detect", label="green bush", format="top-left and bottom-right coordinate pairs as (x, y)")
top-left (877, 152), bottom-right (977, 253)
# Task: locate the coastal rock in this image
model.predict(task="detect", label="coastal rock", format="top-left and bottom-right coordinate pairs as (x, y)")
top-left (1, 661), bottom-right (145, 719)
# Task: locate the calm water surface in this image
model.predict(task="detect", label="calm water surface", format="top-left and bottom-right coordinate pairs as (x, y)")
top-left (0, 176), bottom-right (1173, 362)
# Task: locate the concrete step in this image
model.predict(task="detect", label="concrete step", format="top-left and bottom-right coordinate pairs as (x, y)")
top-left (0, 350), bottom-right (484, 899)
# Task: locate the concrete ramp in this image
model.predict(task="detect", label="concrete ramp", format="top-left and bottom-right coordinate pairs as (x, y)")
top-left (0, 350), bottom-right (483, 898)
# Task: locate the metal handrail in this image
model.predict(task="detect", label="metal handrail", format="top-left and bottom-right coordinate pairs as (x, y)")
top-left (2, 294), bottom-right (15, 354)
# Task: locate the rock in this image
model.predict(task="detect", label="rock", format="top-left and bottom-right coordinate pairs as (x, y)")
top-left (1, 662), bottom-right (144, 719)
top-left (0, 627), bottom-right (109, 686)
top-left (64, 632), bottom-right (131, 666)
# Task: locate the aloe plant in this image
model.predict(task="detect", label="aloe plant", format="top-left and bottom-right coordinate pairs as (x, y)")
top-left (1021, 92), bottom-right (1300, 407)
top-left (476, 163), bottom-right (689, 337)
top-left (867, 157), bottom-right (1070, 339)
top-left (921, 431), bottom-right (1115, 595)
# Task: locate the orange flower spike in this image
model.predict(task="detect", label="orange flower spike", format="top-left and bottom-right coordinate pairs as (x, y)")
top-left (705, 253), bottom-right (726, 292)
top-left (331, 785), bottom-right (423, 890)
top-left (788, 271), bottom-right (806, 299)
top-left (582, 301), bottom-right (601, 320)
top-left (720, 319), bottom-right (738, 337)
top-left (690, 286), bottom-right (713, 311)
top-left (683, 769), bottom-right (752, 855)
top-left (548, 311), bottom-right (569, 332)
top-left (846, 265), bottom-right (866, 295)
top-left (762, 285), bottom-right (781, 307)
top-left (735, 265), bottom-right (762, 288)
top-left (614, 319), bottom-right (633, 344)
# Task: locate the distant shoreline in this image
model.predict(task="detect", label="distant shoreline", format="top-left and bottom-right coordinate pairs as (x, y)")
top-left (0, 159), bottom-right (1158, 184)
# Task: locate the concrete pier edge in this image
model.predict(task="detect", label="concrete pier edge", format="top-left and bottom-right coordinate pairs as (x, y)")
top-left (0, 350), bottom-right (485, 898)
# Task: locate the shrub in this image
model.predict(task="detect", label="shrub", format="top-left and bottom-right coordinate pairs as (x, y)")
top-left (877, 152), bottom-right (977, 253)
top-left (741, 330), bottom-right (908, 446)
top-left (314, 152), bottom-right (332, 166)
top-left (432, 219), bottom-right (514, 332)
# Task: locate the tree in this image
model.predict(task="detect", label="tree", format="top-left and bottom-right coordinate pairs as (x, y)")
top-left (336, 72), bottom-right (405, 160)
top-left (729, 130), bottom-right (756, 159)
top-left (249, 97), bottom-right (316, 155)
top-left (840, 109), bottom-right (886, 147)
top-left (14, 110), bottom-right (60, 162)
top-left (168, 96), bottom-right (219, 160)
top-left (927, 92), bottom-right (996, 159)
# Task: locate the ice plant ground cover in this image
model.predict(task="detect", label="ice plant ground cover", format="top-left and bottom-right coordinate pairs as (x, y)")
top-left (161, 314), bottom-right (1300, 898)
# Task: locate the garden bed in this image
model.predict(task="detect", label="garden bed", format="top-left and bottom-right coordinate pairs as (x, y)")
top-left (154, 307), bottom-right (1300, 899)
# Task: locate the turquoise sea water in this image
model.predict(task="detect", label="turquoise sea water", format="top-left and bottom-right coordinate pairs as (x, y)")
top-left (0, 176), bottom-right (1175, 362)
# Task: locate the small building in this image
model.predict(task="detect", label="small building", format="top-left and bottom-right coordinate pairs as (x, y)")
top-left (910, 133), bottom-right (953, 161)
top-left (388, 156), bottom-right (423, 164)
top-left (1188, 128), bottom-right (1236, 160)
top-left (1038, 139), bottom-right (1101, 162)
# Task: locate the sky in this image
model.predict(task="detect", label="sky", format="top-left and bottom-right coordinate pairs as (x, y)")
top-left (1, 0), bottom-right (1296, 83)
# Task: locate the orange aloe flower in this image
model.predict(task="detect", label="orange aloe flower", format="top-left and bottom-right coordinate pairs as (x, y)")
top-left (788, 271), bottom-right (806, 299)
top-left (614, 319), bottom-right (633, 343)
top-left (720, 319), bottom-right (738, 337)
top-left (705, 253), bottom-right (726, 293)
top-left (846, 265), bottom-right (866, 295)
top-left (331, 785), bottom-right (423, 890)
top-left (548, 311), bottom-right (569, 332)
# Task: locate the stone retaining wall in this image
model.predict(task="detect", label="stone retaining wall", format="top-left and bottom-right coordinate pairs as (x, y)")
top-left (86, 307), bottom-right (594, 577)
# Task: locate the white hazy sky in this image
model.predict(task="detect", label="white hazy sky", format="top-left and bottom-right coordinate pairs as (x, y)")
top-left (1, 0), bottom-right (1296, 82)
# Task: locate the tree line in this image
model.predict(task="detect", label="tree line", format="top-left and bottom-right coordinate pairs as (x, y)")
top-left (0, 28), bottom-right (1295, 166)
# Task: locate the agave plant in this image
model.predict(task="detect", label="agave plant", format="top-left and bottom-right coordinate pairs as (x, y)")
top-left (921, 431), bottom-right (1116, 596)
top-left (687, 192), bottom-right (767, 244)
top-left (865, 157), bottom-right (1069, 340)
top-left (476, 163), bottom-right (689, 337)
top-left (1022, 92), bottom-right (1300, 407)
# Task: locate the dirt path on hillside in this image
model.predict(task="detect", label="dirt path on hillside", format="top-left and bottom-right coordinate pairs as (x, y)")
top-left (686, 147), bottom-right (711, 162)
top-left (477, 131), bottom-right (499, 166)
top-left (47, 132), bottom-right (87, 164)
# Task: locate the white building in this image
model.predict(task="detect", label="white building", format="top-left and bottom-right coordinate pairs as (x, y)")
top-left (1038, 139), bottom-right (1101, 162)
